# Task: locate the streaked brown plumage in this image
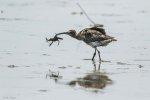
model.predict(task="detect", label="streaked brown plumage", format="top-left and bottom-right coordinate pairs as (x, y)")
top-left (49, 27), bottom-right (117, 62)
top-left (77, 27), bottom-right (116, 47)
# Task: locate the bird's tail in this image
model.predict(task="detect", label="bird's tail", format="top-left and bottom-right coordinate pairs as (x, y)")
top-left (105, 34), bottom-right (117, 41)
top-left (112, 38), bottom-right (117, 41)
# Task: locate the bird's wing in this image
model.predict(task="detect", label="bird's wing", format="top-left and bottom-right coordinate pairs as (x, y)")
top-left (89, 27), bottom-right (106, 35)
top-left (78, 28), bottom-right (114, 43)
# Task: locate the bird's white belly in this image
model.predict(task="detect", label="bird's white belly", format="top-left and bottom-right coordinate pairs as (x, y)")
top-left (88, 42), bottom-right (102, 48)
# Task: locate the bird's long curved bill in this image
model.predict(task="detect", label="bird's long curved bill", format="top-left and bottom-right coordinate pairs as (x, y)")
top-left (57, 32), bottom-right (69, 36)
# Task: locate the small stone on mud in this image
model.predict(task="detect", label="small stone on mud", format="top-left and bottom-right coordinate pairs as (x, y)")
top-left (138, 65), bottom-right (144, 68)
top-left (68, 65), bottom-right (72, 67)
top-left (42, 54), bottom-right (51, 56)
top-left (58, 66), bottom-right (66, 69)
top-left (71, 12), bottom-right (83, 15)
top-left (38, 90), bottom-right (48, 92)
top-left (117, 62), bottom-right (130, 65)
top-left (8, 65), bottom-right (18, 68)
top-left (1, 10), bottom-right (3, 14)
top-left (76, 67), bottom-right (80, 69)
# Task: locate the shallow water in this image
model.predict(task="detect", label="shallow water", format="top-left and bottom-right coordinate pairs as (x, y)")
top-left (0, 0), bottom-right (150, 100)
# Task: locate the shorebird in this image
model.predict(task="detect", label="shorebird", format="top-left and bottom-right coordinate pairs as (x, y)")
top-left (46, 27), bottom-right (117, 62)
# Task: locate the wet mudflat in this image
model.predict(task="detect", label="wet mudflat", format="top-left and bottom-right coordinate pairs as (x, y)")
top-left (0, 0), bottom-right (150, 100)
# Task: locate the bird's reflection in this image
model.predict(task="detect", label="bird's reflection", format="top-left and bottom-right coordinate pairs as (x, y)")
top-left (92, 60), bottom-right (100, 71)
top-left (68, 60), bottom-right (112, 89)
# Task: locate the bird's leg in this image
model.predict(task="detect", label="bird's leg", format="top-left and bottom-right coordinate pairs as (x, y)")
top-left (96, 48), bottom-right (101, 63)
top-left (92, 48), bottom-right (97, 61)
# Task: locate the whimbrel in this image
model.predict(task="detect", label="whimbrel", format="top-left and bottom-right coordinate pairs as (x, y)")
top-left (46, 27), bottom-right (117, 62)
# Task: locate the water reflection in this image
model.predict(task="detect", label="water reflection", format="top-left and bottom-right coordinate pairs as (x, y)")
top-left (46, 61), bottom-right (112, 89)
top-left (46, 70), bottom-right (63, 83)
top-left (68, 61), bottom-right (112, 89)
top-left (92, 60), bottom-right (100, 71)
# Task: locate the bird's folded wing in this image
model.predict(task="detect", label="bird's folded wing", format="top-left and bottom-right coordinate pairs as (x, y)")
top-left (81, 30), bottom-right (112, 43)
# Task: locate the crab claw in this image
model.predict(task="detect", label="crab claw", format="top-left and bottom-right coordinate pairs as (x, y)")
top-left (46, 37), bottom-right (51, 42)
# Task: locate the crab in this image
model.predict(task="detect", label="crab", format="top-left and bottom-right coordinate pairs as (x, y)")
top-left (46, 34), bottom-right (63, 46)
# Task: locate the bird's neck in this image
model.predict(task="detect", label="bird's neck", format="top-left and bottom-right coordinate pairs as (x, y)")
top-left (68, 33), bottom-right (81, 40)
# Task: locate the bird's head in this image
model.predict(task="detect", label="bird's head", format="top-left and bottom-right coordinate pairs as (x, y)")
top-left (67, 30), bottom-right (76, 37)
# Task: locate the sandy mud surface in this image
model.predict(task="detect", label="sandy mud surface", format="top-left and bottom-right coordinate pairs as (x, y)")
top-left (0, 0), bottom-right (150, 100)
